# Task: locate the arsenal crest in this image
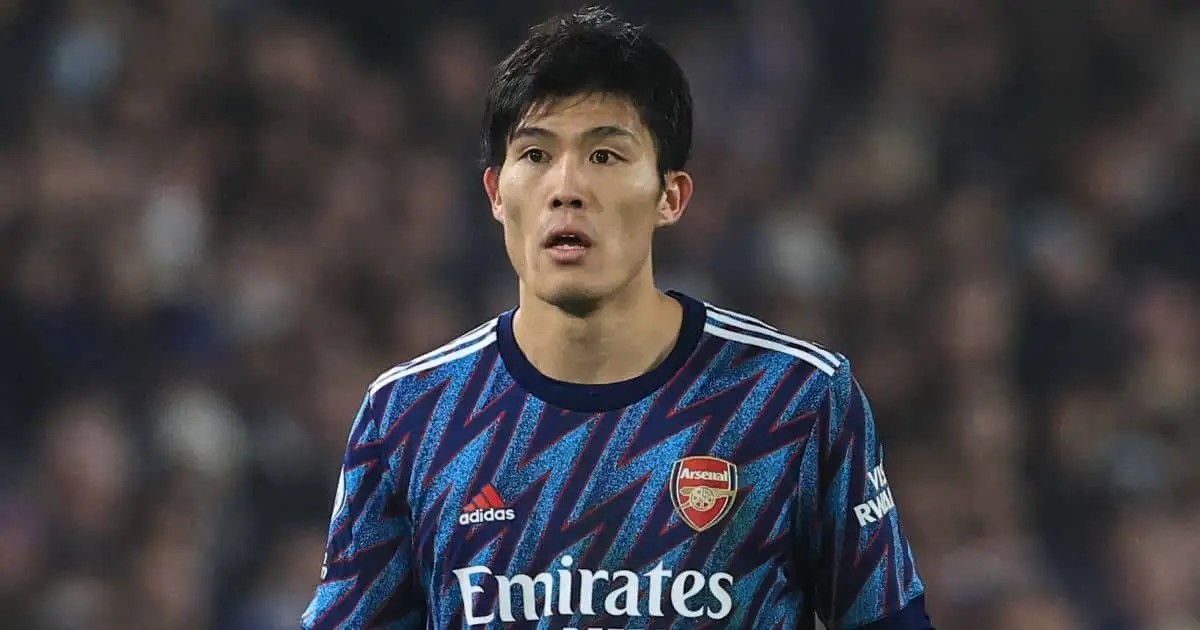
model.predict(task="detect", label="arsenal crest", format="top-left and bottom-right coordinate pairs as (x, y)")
top-left (670, 456), bottom-right (738, 532)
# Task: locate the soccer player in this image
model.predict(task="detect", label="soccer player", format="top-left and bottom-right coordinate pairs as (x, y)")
top-left (303, 7), bottom-right (933, 630)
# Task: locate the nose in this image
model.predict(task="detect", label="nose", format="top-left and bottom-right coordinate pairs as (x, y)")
top-left (550, 194), bottom-right (584, 209)
top-left (548, 156), bottom-right (586, 210)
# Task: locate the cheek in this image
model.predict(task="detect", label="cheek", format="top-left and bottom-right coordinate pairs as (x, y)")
top-left (504, 209), bottom-right (541, 263)
top-left (501, 207), bottom-right (529, 263)
top-left (498, 174), bottom-right (538, 236)
top-left (618, 180), bottom-right (663, 242)
top-left (496, 182), bottom-right (523, 235)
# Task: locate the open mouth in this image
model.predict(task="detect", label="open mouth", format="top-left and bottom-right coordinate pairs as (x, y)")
top-left (544, 231), bottom-right (592, 250)
top-left (543, 229), bottom-right (593, 263)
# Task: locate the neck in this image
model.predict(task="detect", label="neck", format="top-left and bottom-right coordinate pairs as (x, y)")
top-left (512, 279), bottom-right (683, 385)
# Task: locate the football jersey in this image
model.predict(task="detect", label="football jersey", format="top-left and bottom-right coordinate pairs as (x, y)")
top-left (303, 291), bottom-right (930, 629)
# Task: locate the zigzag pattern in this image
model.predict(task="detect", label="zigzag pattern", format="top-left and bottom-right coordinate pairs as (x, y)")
top-left (305, 391), bottom-right (429, 629)
top-left (812, 372), bottom-right (924, 625)
top-left (308, 308), bottom-right (926, 629)
top-left (397, 335), bottom-right (834, 628)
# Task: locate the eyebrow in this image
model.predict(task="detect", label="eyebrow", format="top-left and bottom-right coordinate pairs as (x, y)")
top-left (510, 125), bottom-right (640, 144)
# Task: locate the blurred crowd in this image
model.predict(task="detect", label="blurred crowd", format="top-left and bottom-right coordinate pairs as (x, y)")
top-left (0, 0), bottom-right (1198, 628)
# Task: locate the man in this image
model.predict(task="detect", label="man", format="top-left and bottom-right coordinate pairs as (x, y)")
top-left (303, 7), bottom-right (933, 629)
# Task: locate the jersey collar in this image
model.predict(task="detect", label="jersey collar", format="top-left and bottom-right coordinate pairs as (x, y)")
top-left (496, 290), bottom-right (707, 412)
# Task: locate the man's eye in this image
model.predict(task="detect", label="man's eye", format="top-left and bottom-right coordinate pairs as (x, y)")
top-left (522, 149), bottom-right (548, 163)
top-left (590, 150), bottom-right (616, 164)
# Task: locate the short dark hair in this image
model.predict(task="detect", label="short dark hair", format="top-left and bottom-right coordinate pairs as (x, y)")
top-left (480, 6), bottom-right (693, 179)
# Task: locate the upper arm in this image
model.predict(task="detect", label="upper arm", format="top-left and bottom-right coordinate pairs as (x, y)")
top-left (302, 391), bottom-right (426, 630)
top-left (803, 358), bottom-right (931, 630)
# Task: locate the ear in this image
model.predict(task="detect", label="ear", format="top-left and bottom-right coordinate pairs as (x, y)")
top-left (483, 167), bottom-right (503, 222)
top-left (655, 170), bottom-right (693, 228)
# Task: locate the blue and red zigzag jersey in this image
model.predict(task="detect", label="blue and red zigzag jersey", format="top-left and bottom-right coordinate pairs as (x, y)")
top-left (303, 292), bottom-right (931, 630)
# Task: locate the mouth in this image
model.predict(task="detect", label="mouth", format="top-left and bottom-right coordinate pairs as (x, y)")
top-left (543, 229), bottom-right (593, 251)
top-left (542, 228), bottom-right (593, 264)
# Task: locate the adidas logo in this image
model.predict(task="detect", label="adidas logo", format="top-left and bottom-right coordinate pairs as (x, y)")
top-left (459, 483), bottom-right (516, 526)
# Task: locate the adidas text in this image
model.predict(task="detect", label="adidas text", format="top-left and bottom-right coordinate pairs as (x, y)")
top-left (459, 508), bottom-right (516, 526)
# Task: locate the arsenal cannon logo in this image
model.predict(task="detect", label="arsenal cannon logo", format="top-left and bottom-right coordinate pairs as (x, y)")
top-left (670, 456), bottom-right (739, 532)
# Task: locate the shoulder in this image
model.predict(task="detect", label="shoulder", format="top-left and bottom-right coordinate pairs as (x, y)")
top-left (700, 300), bottom-right (846, 379)
top-left (365, 317), bottom-right (500, 404)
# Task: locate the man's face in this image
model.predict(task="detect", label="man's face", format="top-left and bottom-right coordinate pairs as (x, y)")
top-left (484, 94), bottom-right (691, 312)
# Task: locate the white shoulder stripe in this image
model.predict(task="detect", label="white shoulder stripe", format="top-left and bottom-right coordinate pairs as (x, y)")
top-left (368, 319), bottom-right (498, 395)
top-left (705, 303), bottom-right (778, 331)
top-left (704, 323), bottom-right (836, 376)
top-left (706, 310), bottom-right (841, 369)
top-left (368, 331), bottom-right (497, 397)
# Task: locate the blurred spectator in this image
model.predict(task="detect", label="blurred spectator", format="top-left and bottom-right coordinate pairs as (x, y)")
top-left (0, 0), bottom-right (1197, 627)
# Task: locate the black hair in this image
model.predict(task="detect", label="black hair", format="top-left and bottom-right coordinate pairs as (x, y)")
top-left (480, 6), bottom-right (693, 179)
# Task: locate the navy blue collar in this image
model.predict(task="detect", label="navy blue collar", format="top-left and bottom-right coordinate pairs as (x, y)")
top-left (496, 290), bottom-right (707, 412)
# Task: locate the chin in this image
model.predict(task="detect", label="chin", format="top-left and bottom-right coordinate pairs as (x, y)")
top-left (535, 279), bottom-right (611, 316)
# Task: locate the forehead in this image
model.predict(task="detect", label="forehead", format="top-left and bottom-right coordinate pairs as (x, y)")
top-left (516, 94), bottom-right (649, 140)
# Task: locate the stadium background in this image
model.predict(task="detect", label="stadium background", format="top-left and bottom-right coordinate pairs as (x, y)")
top-left (0, 0), bottom-right (1198, 628)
